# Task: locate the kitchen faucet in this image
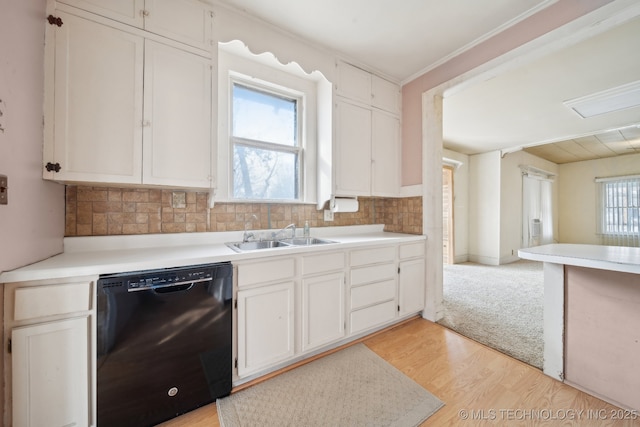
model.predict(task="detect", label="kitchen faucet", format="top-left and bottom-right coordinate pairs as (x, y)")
top-left (243, 214), bottom-right (258, 242)
top-left (272, 223), bottom-right (296, 240)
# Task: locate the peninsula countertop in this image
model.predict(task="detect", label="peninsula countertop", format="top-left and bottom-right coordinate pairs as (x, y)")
top-left (0, 225), bottom-right (426, 283)
top-left (519, 243), bottom-right (640, 275)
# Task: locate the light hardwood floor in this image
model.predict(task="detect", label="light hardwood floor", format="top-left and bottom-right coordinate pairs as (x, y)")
top-left (159, 318), bottom-right (640, 426)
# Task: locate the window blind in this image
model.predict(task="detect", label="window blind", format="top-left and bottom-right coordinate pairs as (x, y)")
top-left (596, 175), bottom-right (640, 247)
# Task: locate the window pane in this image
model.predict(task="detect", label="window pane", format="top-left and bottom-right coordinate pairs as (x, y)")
top-left (232, 84), bottom-right (297, 147)
top-left (233, 145), bottom-right (298, 200)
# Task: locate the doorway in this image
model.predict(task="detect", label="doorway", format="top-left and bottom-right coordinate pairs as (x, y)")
top-left (442, 166), bottom-right (454, 264)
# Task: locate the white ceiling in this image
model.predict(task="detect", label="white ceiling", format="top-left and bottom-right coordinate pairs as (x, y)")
top-left (214, 0), bottom-right (640, 165)
top-left (214, 0), bottom-right (554, 82)
top-left (443, 12), bottom-right (640, 163)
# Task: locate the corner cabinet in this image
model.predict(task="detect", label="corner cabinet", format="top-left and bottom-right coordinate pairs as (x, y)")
top-left (333, 61), bottom-right (401, 197)
top-left (43, 2), bottom-right (214, 189)
top-left (3, 277), bottom-right (97, 427)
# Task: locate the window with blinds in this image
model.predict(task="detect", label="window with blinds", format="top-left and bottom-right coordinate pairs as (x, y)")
top-left (596, 175), bottom-right (640, 246)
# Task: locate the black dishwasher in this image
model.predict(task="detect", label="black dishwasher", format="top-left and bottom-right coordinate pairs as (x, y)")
top-left (96, 262), bottom-right (232, 427)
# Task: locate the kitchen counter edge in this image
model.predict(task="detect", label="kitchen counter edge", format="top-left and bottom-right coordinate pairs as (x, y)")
top-left (0, 225), bottom-right (426, 284)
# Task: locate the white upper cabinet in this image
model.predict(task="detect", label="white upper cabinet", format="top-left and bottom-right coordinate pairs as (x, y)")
top-left (332, 61), bottom-right (401, 197)
top-left (372, 75), bottom-right (401, 115)
top-left (334, 100), bottom-right (372, 197)
top-left (335, 61), bottom-right (372, 105)
top-left (372, 110), bottom-right (400, 196)
top-left (143, 40), bottom-right (212, 187)
top-left (44, 3), bottom-right (214, 188)
top-left (335, 61), bottom-right (400, 114)
top-left (58, 0), bottom-right (213, 51)
top-left (45, 10), bottom-right (144, 184)
top-left (144, 0), bottom-right (213, 51)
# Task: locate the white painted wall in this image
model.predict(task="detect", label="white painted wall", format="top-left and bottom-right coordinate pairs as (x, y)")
top-left (468, 151), bottom-right (501, 265)
top-left (558, 152), bottom-right (640, 244)
top-left (500, 150), bottom-right (559, 263)
top-left (443, 148), bottom-right (469, 263)
top-left (0, 0), bottom-right (65, 274)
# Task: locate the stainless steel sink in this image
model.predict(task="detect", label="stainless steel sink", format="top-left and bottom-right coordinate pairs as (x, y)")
top-left (226, 240), bottom-right (291, 252)
top-left (279, 237), bottom-right (337, 246)
top-left (226, 237), bottom-right (337, 252)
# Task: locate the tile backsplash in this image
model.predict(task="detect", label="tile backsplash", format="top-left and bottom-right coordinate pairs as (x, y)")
top-left (65, 185), bottom-right (422, 237)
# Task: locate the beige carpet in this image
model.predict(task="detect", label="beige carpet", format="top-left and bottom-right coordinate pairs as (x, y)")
top-left (439, 260), bottom-right (543, 369)
top-left (217, 343), bottom-right (444, 426)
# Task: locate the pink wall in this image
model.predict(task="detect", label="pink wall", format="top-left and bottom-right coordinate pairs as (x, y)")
top-left (0, 0), bottom-right (65, 273)
top-left (400, 0), bottom-right (615, 186)
top-left (565, 265), bottom-right (640, 411)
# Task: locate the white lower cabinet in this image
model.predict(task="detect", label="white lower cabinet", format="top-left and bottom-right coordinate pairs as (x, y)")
top-left (348, 246), bottom-right (398, 334)
top-left (4, 277), bottom-right (96, 427)
top-left (234, 239), bottom-right (426, 382)
top-left (12, 317), bottom-right (90, 427)
top-left (398, 258), bottom-right (426, 316)
top-left (236, 282), bottom-right (295, 378)
top-left (398, 242), bottom-right (426, 316)
top-left (301, 273), bottom-right (345, 352)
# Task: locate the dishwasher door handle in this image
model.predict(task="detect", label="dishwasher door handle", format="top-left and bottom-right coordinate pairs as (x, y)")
top-left (128, 277), bottom-right (211, 293)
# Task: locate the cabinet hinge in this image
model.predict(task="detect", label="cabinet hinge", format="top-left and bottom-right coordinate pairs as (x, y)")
top-left (47, 15), bottom-right (63, 27)
top-left (234, 358), bottom-right (238, 369)
top-left (45, 162), bottom-right (61, 173)
top-left (234, 299), bottom-right (237, 309)
top-left (397, 305), bottom-right (400, 312)
top-left (398, 267), bottom-right (401, 274)
top-left (7, 338), bottom-right (11, 354)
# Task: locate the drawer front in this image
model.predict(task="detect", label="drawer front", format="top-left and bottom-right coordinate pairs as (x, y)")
top-left (399, 241), bottom-right (425, 260)
top-left (350, 246), bottom-right (396, 267)
top-left (14, 282), bottom-right (93, 321)
top-left (350, 262), bottom-right (396, 286)
top-left (302, 252), bottom-right (345, 276)
top-left (350, 279), bottom-right (396, 310)
top-left (238, 257), bottom-right (295, 287)
top-left (350, 300), bottom-right (397, 334)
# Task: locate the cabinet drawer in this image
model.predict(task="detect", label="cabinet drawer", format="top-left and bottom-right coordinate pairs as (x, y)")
top-left (350, 279), bottom-right (395, 310)
top-left (400, 241), bottom-right (425, 259)
top-left (350, 246), bottom-right (395, 267)
top-left (350, 300), bottom-right (396, 334)
top-left (351, 262), bottom-right (396, 286)
top-left (302, 252), bottom-right (345, 276)
top-left (238, 257), bottom-right (295, 287)
top-left (13, 282), bottom-right (92, 321)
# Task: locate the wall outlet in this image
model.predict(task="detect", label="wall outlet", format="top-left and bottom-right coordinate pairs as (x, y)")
top-left (324, 209), bottom-right (334, 221)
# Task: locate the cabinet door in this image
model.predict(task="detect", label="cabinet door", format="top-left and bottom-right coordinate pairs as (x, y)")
top-left (302, 273), bottom-right (345, 352)
top-left (12, 317), bottom-right (90, 427)
top-left (237, 282), bottom-right (295, 377)
top-left (47, 11), bottom-right (143, 184)
top-left (334, 100), bottom-right (371, 196)
top-left (372, 110), bottom-right (400, 196)
top-left (58, 0), bottom-right (144, 27)
top-left (145, 0), bottom-right (213, 51)
top-left (398, 258), bottom-right (426, 316)
top-left (371, 75), bottom-right (400, 114)
top-left (335, 61), bottom-right (371, 105)
top-left (143, 40), bottom-right (212, 188)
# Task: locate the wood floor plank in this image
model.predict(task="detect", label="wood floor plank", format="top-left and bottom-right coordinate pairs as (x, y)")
top-left (158, 318), bottom-right (640, 426)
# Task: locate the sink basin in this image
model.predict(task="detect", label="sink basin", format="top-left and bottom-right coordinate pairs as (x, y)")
top-left (280, 237), bottom-right (337, 246)
top-left (226, 240), bottom-right (291, 252)
top-left (226, 237), bottom-right (337, 252)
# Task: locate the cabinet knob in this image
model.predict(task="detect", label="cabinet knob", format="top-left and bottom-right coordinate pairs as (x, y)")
top-left (45, 162), bottom-right (61, 173)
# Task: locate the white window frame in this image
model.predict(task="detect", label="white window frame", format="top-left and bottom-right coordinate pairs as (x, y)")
top-left (596, 174), bottom-right (640, 246)
top-left (230, 80), bottom-right (304, 201)
top-left (216, 43), bottom-right (319, 204)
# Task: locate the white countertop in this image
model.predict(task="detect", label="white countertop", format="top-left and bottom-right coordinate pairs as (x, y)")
top-left (519, 243), bottom-right (640, 274)
top-left (0, 225), bottom-right (426, 283)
